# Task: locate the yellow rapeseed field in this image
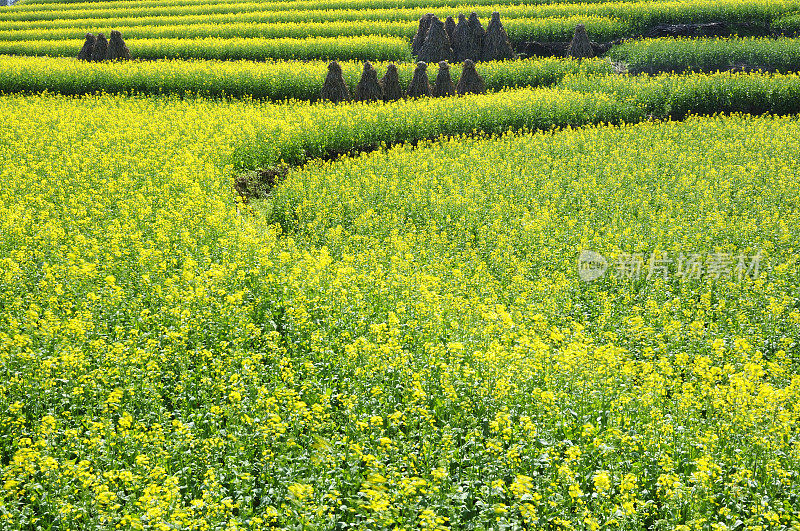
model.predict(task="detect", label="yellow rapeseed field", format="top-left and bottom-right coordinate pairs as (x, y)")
top-left (0, 92), bottom-right (798, 529)
top-left (3, 0), bottom-right (800, 527)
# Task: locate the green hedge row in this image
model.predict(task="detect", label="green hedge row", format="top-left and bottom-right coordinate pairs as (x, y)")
top-left (0, 16), bottom-right (626, 44)
top-left (0, 35), bottom-right (413, 62)
top-left (231, 71), bottom-right (800, 169)
top-left (610, 37), bottom-right (800, 74)
top-left (0, 56), bottom-right (612, 100)
top-left (1, 0), bottom-right (794, 30)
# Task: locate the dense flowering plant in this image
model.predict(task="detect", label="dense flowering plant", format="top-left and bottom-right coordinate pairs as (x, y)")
top-left (0, 93), bottom-right (798, 528)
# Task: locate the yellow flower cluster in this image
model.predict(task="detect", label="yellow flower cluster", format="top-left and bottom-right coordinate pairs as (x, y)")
top-left (0, 90), bottom-right (799, 531)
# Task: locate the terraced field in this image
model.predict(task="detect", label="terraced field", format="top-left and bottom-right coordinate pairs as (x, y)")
top-left (1, 0), bottom-right (799, 61)
top-left (1, 0), bottom-right (800, 529)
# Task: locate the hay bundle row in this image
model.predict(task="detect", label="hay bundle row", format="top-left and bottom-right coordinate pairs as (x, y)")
top-left (77, 30), bottom-right (130, 62)
top-left (412, 11), bottom-right (513, 64)
top-left (320, 59), bottom-right (486, 103)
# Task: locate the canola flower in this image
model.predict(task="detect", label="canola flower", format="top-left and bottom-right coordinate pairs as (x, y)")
top-left (0, 90), bottom-right (799, 529)
top-left (1, 6), bottom-right (800, 529)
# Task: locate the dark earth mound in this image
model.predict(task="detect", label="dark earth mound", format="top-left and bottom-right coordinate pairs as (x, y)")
top-left (519, 40), bottom-right (614, 58)
top-left (234, 166), bottom-right (288, 203)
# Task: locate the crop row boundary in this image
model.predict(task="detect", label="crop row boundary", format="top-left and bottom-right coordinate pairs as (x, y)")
top-left (0, 56), bottom-right (612, 100)
top-left (230, 72), bottom-right (800, 176)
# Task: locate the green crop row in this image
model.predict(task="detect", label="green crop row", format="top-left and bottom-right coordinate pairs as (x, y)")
top-left (0, 55), bottom-right (612, 100)
top-left (16, 0), bottom-right (647, 8)
top-left (609, 37), bottom-right (800, 74)
top-left (0, 20), bottom-right (421, 42)
top-left (228, 71), bottom-right (800, 170)
top-left (0, 16), bottom-right (627, 44)
top-left (231, 86), bottom-right (637, 170)
top-left (773, 13), bottom-right (800, 34)
top-left (0, 35), bottom-right (412, 62)
top-left (0, 0), bottom-right (793, 29)
top-left (12, 0), bottom-right (660, 15)
top-left (0, 7), bottom-right (635, 33)
top-left (5, 56), bottom-right (794, 122)
top-left (0, 0), bottom-right (617, 21)
top-left (562, 70), bottom-right (800, 118)
top-left (5, 0), bottom-right (567, 11)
